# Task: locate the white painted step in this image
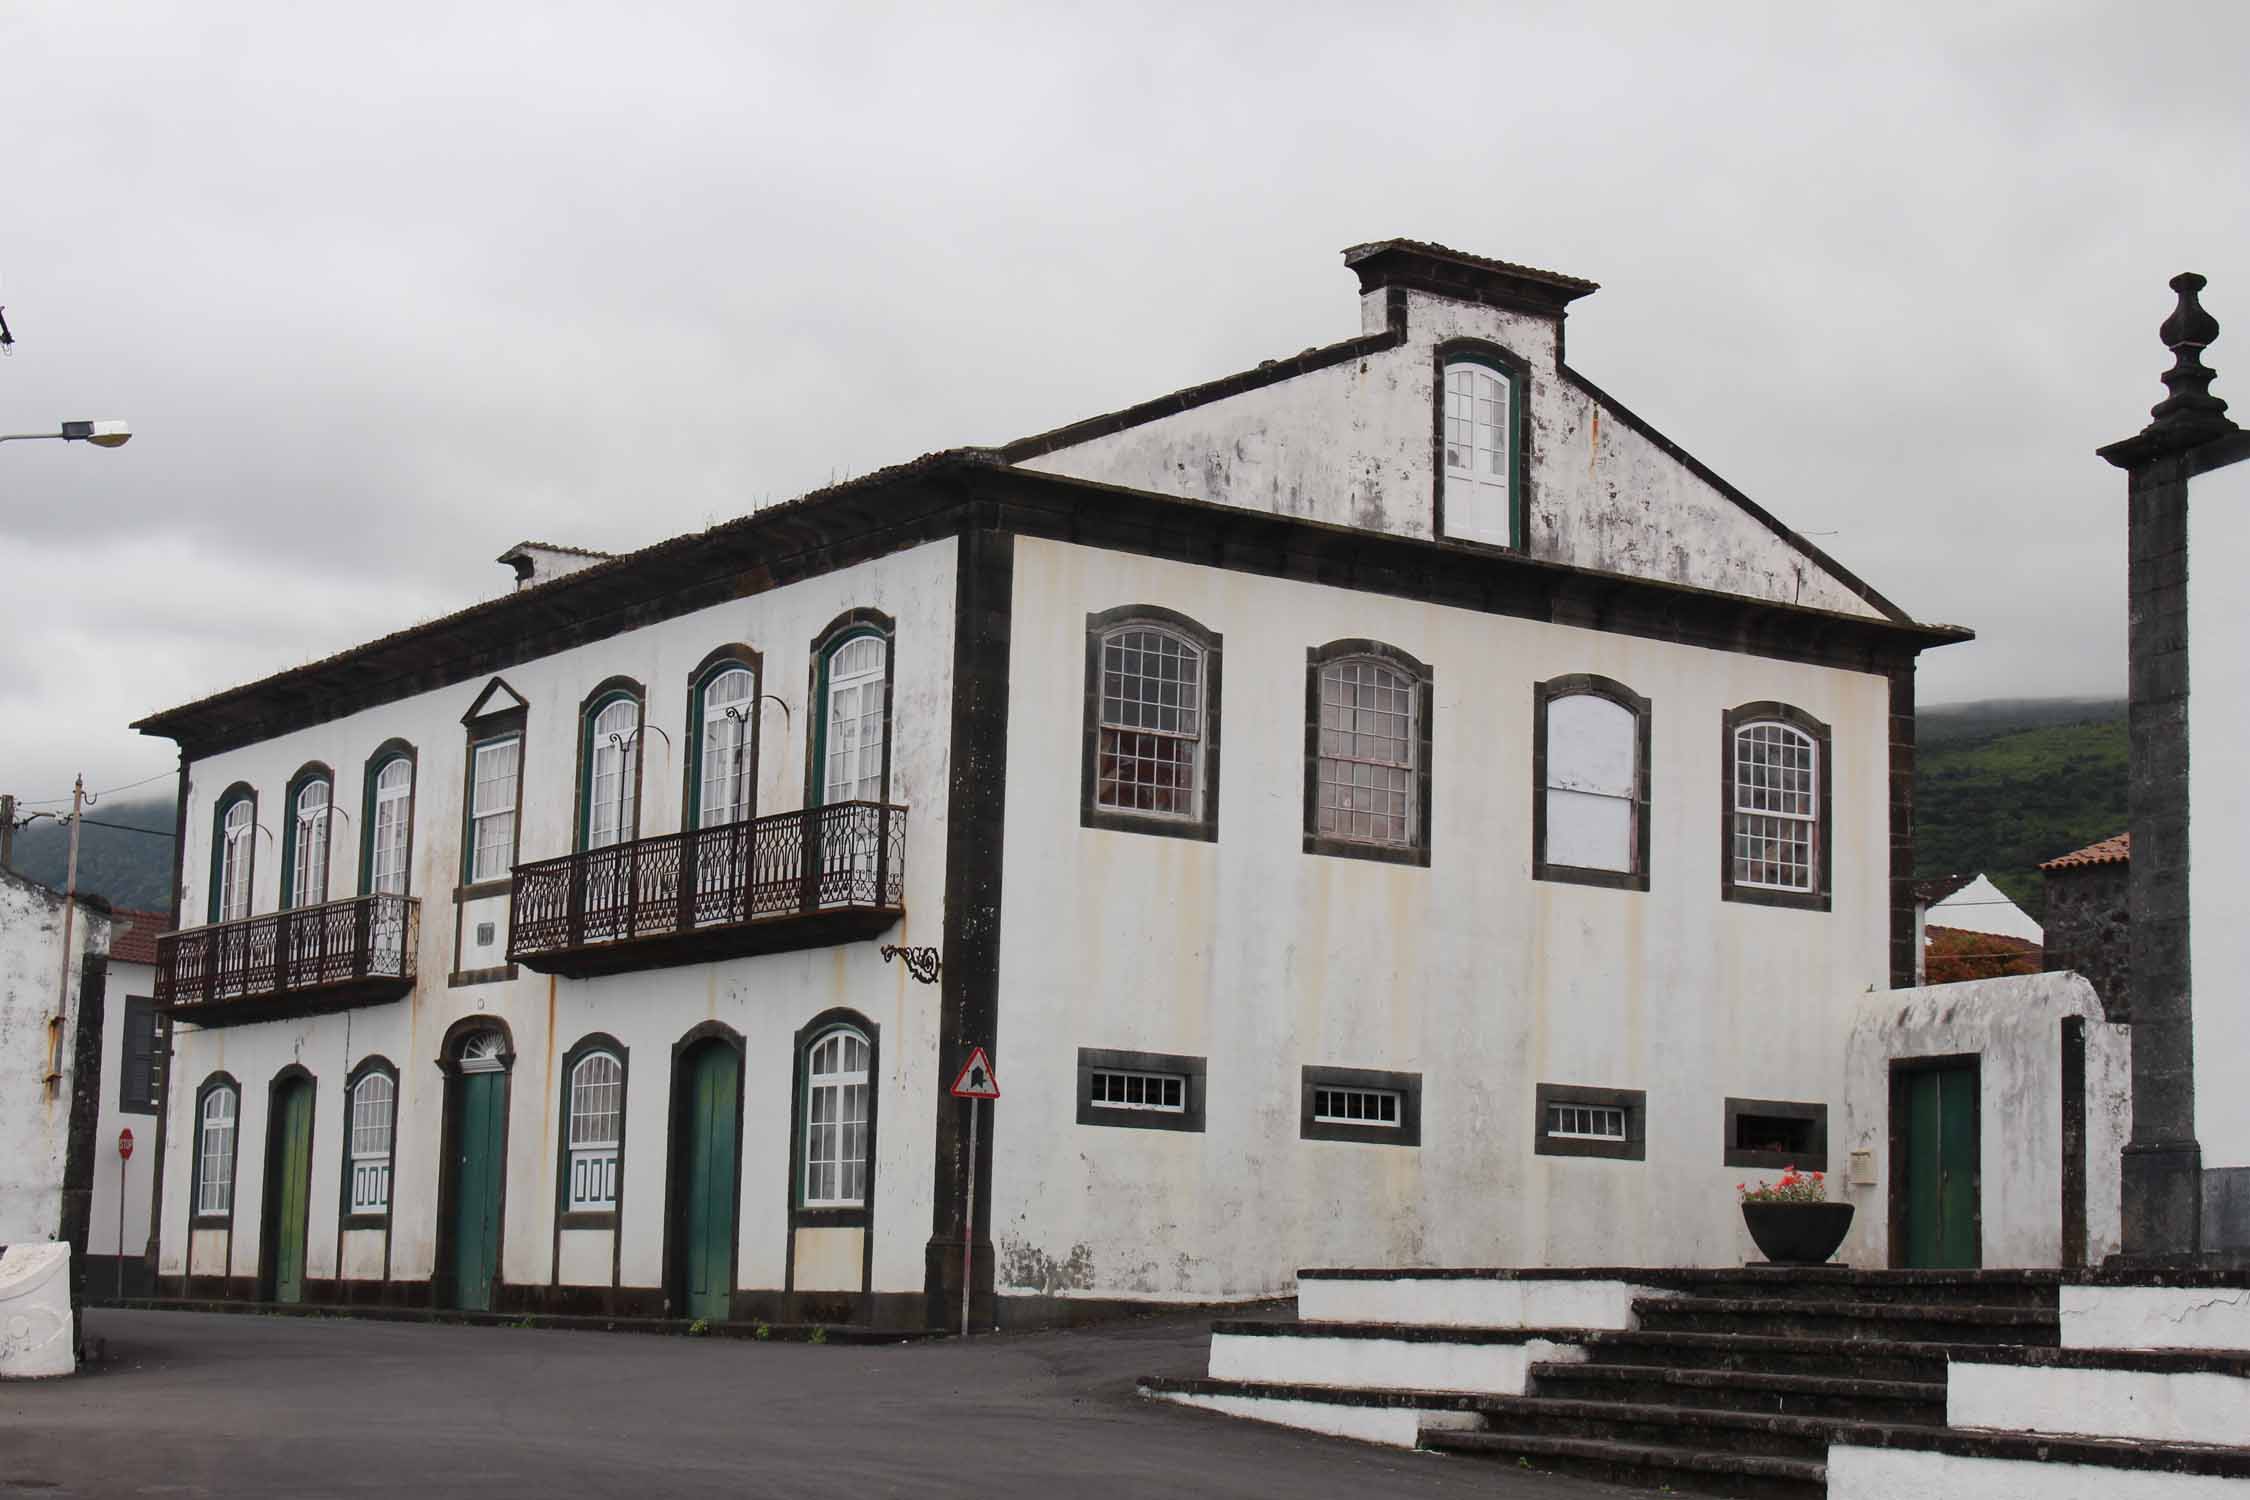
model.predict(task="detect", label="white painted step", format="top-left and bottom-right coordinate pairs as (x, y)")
top-left (1296, 1269), bottom-right (1656, 1330)
top-left (1208, 1321), bottom-right (1588, 1394)
top-left (1140, 1376), bottom-right (1484, 1450)
top-left (1951, 1350), bottom-right (2250, 1446)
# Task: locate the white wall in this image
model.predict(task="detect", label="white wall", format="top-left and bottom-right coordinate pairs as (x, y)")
top-left (990, 535), bottom-right (1892, 1300)
top-left (2188, 457), bottom-right (2250, 1171)
top-left (86, 955), bottom-right (158, 1278)
top-left (157, 538), bottom-right (958, 1302)
top-left (1020, 286), bottom-right (1883, 619)
top-left (0, 872), bottom-right (110, 1247)
top-left (1840, 972), bottom-right (2130, 1267)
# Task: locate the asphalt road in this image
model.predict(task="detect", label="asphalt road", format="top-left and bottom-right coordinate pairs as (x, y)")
top-left (0, 1309), bottom-right (1645, 1499)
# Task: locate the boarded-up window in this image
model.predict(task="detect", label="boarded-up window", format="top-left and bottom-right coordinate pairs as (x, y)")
top-left (1544, 693), bottom-right (1638, 873)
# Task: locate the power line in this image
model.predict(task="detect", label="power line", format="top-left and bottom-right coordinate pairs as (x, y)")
top-left (79, 817), bottom-right (174, 838)
top-left (17, 768), bottom-right (174, 808)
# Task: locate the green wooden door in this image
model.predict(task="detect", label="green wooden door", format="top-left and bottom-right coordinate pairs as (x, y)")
top-left (1901, 1064), bottom-right (1980, 1268)
top-left (270, 1080), bottom-right (314, 1303)
top-left (680, 1045), bottom-right (740, 1322)
top-left (450, 1071), bottom-right (506, 1311)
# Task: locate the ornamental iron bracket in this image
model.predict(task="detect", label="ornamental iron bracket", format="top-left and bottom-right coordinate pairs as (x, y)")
top-left (880, 944), bottom-right (941, 984)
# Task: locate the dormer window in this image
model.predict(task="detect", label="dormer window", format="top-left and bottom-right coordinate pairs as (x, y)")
top-left (1439, 353), bottom-right (1521, 548)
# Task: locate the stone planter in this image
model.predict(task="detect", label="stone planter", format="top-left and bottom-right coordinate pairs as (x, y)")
top-left (1741, 1201), bottom-right (1855, 1265)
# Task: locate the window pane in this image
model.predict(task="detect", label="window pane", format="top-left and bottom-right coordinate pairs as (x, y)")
top-left (1547, 787), bottom-right (1633, 873)
top-left (700, 668), bottom-right (755, 828)
top-left (823, 640), bottom-right (887, 804)
top-left (1315, 658), bottom-right (1415, 845)
top-left (372, 759), bottom-right (412, 895)
top-left (587, 700), bottom-right (641, 848)
top-left (1733, 721), bottom-right (1817, 891)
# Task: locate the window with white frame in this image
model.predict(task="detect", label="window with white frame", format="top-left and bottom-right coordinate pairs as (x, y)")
top-left (349, 1072), bottom-right (395, 1215)
top-left (467, 737), bottom-right (519, 883)
top-left (1533, 1083), bottom-right (1645, 1161)
top-left (585, 697), bottom-right (641, 848)
top-left (1316, 657), bottom-right (1417, 847)
top-left (1088, 1069), bottom-right (1186, 1113)
top-left (1095, 626), bottom-right (1204, 819)
top-left (698, 666), bottom-right (756, 828)
top-left (289, 777), bottom-right (331, 907)
top-left (216, 797), bottom-right (254, 923)
top-left (1732, 719), bottom-right (1818, 893)
top-left (1312, 1085), bottom-right (1401, 1128)
top-left (1547, 1102), bottom-right (1626, 1141)
top-left (566, 1051), bottom-right (622, 1212)
top-left (802, 1028), bottom-right (870, 1208)
top-left (1541, 689), bottom-right (1642, 878)
top-left (1441, 359), bottom-right (1514, 547)
top-left (370, 757), bottom-right (412, 895)
top-left (821, 637), bottom-right (887, 805)
top-left (196, 1084), bottom-right (238, 1217)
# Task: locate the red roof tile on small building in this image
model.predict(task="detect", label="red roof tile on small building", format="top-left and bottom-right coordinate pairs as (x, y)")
top-left (2041, 832), bottom-right (2130, 871)
top-left (109, 908), bottom-right (175, 967)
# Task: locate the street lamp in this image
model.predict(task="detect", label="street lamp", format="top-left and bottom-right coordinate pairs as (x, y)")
top-left (0, 419), bottom-right (131, 448)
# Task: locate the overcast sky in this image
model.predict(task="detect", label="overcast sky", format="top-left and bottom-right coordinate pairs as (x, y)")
top-left (3, 1), bottom-right (2244, 807)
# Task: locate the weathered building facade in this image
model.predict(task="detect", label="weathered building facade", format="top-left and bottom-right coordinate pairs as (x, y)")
top-left (139, 241), bottom-right (2030, 1325)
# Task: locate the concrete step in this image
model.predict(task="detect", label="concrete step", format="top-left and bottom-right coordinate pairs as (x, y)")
top-left (1463, 1394), bottom-right (1917, 1464)
top-left (1138, 1374), bottom-right (1485, 1449)
top-left (1206, 1319), bottom-right (1592, 1394)
top-left (1670, 1268), bottom-right (2060, 1311)
top-left (1529, 1360), bottom-right (1947, 1424)
top-left (1576, 1329), bottom-right (1972, 1383)
top-left (1632, 1295), bottom-right (2060, 1346)
top-left (1295, 1270), bottom-right (1652, 1331)
top-left (1422, 1428), bottom-right (1825, 1500)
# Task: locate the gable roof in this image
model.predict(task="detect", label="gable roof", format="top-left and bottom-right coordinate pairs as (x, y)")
top-left (109, 908), bottom-right (174, 967)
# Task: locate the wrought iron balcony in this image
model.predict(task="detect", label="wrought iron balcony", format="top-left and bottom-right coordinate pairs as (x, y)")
top-left (156, 893), bottom-right (419, 1026)
top-left (508, 800), bottom-right (907, 978)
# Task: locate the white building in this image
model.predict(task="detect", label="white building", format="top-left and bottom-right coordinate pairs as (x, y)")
top-left (137, 240), bottom-right (2111, 1329)
top-left (84, 909), bottom-right (169, 1299)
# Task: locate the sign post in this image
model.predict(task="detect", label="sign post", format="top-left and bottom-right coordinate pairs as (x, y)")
top-left (116, 1128), bottom-right (134, 1301)
top-left (947, 1047), bottom-right (1000, 1338)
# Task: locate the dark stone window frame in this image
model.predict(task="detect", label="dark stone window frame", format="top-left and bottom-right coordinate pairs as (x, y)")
top-left (189, 1070), bottom-right (242, 1230)
top-left (555, 1032), bottom-right (630, 1232)
top-left (338, 1054), bottom-right (400, 1232)
top-left (1720, 701), bottom-right (1833, 913)
top-left (453, 678), bottom-right (528, 986)
top-left (682, 644), bottom-right (764, 829)
top-left (1534, 1082), bottom-right (1647, 1162)
top-left (1303, 640), bottom-right (1434, 867)
top-left (804, 609), bottom-right (898, 811)
top-left (117, 994), bottom-right (164, 1115)
top-left (573, 676), bottom-right (650, 853)
top-left (278, 761), bottom-right (337, 910)
top-left (1300, 1065), bottom-right (1422, 1146)
top-left (1431, 337), bottom-right (1532, 551)
top-left (788, 1009), bottom-right (880, 1232)
top-left (206, 781), bottom-right (258, 925)
top-left (357, 738), bottom-right (418, 898)
top-left (1532, 675), bottom-right (1652, 893)
top-left (1081, 605), bottom-right (1223, 843)
top-left (1076, 1047), bottom-right (1207, 1133)
top-left (1723, 1096), bottom-right (1829, 1172)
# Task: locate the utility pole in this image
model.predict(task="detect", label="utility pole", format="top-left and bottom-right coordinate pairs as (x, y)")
top-left (46, 776), bottom-right (85, 1098)
top-left (1, 793), bottom-right (14, 870)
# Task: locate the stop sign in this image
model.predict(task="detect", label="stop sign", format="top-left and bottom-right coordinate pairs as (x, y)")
top-left (118, 1127), bottom-right (134, 1160)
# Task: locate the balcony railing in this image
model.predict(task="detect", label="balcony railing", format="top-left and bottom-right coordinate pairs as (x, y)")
top-left (508, 800), bottom-right (907, 977)
top-left (156, 893), bottom-right (419, 1025)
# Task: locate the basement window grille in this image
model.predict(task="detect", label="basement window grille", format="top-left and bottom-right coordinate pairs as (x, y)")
top-left (1088, 1069), bottom-right (1185, 1113)
top-left (1547, 1103), bottom-right (1626, 1141)
top-left (1312, 1086), bottom-right (1401, 1127)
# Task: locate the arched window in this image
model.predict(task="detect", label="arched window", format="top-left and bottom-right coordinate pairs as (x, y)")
top-left (1723, 702), bottom-right (1830, 909)
top-left (819, 636), bottom-right (888, 805)
top-left (696, 664), bottom-right (758, 828)
top-left (1440, 354), bottom-right (1519, 548)
top-left (368, 754), bottom-right (414, 896)
top-left (212, 792), bottom-right (256, 924)
top-left (801, 1027), bottom-right (871, 1208)
top-left (566, 1050), bottom-right (624, 1212)
top-left (284, 773), bottom-right (332, 908)
top-left (1534, 676), bottom-right (1651, 889)
top-left (195, 1080), bottom-right (239, 1219)
top-left (1083, 606), bottom-right (1222, 841)
top-left (348, 1068), bottom-right (396, 1216)
top-left (1308, 644), bottom-right (1431, 860)
top-left (583, 693), bottom-right (643, 849)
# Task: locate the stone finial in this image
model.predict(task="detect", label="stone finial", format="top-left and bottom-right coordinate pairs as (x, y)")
top-left (2099, 272), bottom-right (2238, 467)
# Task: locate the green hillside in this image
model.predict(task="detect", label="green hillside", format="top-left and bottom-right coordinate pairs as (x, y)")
top-left (8, 793), bottom-right (177, 912)
top-left (1914, 700), bottom-right (2128, 920)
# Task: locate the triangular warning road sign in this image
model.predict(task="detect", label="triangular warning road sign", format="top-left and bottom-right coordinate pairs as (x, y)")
top-left (949, 1046), bottom-right (1000, 1100)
